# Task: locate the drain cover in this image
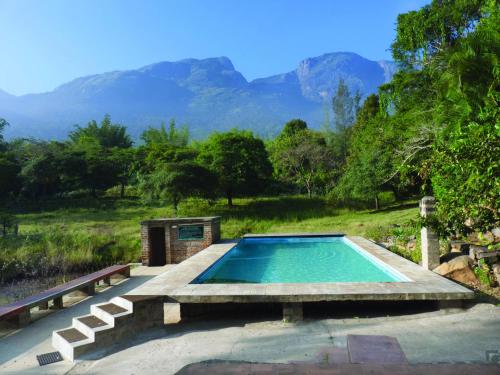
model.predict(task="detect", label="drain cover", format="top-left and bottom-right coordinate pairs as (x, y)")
top-left (37, 351), bottom-right (63, 366)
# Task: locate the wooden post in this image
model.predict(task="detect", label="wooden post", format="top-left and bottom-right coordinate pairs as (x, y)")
top-left (420, 196), bottom-right (440, 270)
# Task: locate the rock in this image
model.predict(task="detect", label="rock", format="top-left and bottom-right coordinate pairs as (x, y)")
top-left (433, 255), bottom-right (472, 275)
top-left (447, 267), bottom-right (479, 285)
top-left (492, 227), bottom-right (500, 241)
top-left (476, 250), bottom-right (500, 264)
top-left (469, 245), bottom-right (488, 260)
top-left (467, 232), bottom-right (479, 243)
top-left (493, 264), bottom-right (500, 285)
top-left (406, 239), bottom-right (417, 251)
top-left (465, 218), bottom-right (475, 228)
top-left (483, 231), bottom-right (495, 244)
top-left (433, 255), bottom-right (478, 285)
top-left (379, 236), bottom-right (395, 249)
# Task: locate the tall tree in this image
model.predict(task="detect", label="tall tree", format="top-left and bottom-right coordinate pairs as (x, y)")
top-left (334, 95), bottom-right (394, 209)
top-left (198, 130), bottom-right (272, 206)
top-left (331, 79), bottom-right (360, 164)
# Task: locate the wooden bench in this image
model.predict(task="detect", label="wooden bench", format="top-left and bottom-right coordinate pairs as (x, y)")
top-left (0, 264), bottom-right (130, 327)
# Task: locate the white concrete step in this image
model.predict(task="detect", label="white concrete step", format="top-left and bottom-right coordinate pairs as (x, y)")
top-left (52, 328), bottom-right (93, 362)
top-left (110, 296), bottom-right (134, 311)
top-left (53, 302), bottom-right (133, 361)
top-left (72, 315), bottom-right (112, 341)
top-left (52, 295), bottom-right (164, 362)
top-left (90, 302), bottom-right (132, 326)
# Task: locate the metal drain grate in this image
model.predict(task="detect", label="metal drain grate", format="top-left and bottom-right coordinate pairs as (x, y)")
top-left (37, 351), bottom-right (63, 366)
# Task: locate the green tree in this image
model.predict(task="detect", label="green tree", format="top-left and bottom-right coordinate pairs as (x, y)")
top-left (68, 115), bottom-right (135, 197)
top-left (0, 154), bottom-right (20, 201)
top-left (281, 119), bottom-right (308, 137)
top-left (136, 142), bottom-right (198, 175)
top-left (331, 79), bottom-right (360, 164)
top-left (70, 114), bottom-right (133, 149)
top-left (334, 95), bottom-right (394, 209)
top-left (80, 146), bottom-right (120, 197)
top-left (0, 118), bottom-right (7, 143)
top-left (109, 148), bottom-right (136, 198)
top-left (432, 102), bottom-right (499, 233)
top-left (138, 161), bottom-right (216, 214)
top-left (198, 130), bottom-right (272, 206)
top-left (391, 0), bottom-right (485, 69)
top-left (0, 119), bottom-right (19, 200)
top-left (19, 147), bottom-right (60, 198)
top-left (375, 0), bottom-right (499, 231)
top-left (11, 140), bottom-right (66, 199)
top-left (141, 119), bottom-right (189, 147)
top-left (271, 120), bottom-right (334, 197)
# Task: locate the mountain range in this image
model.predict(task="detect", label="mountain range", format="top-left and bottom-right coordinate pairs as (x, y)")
top-left (0, 52), bottom-right (397, 140)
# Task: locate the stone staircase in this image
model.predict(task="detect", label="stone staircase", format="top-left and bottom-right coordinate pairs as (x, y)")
top-left (52, 295), bottom-right (164, 361)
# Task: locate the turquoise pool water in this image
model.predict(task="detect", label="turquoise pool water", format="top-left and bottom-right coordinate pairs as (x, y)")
top-left (193, 236), bottom-right (407, 284)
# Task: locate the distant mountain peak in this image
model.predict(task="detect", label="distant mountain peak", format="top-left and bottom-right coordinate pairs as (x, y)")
top-left (294, 52), bottom-right (395, 101)
top-left (0, 52), bottom-right (396, 140)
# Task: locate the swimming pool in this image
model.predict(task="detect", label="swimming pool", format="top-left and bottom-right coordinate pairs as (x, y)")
top-left (192, 235), bottom-right (409, 284)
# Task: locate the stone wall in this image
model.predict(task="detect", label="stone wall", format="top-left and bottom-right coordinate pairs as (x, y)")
top-left (140, 217), bottom-right (221, 266)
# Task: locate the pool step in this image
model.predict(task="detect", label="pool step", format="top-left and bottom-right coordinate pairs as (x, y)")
top-left (52, 295), bottom-right (164, 361)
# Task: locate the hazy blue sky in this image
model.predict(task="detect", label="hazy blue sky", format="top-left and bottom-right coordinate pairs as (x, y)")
top-left (0, 0), bottom-right (430, 95)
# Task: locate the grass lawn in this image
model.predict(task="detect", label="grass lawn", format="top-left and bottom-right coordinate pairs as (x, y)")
top-left (15, 195), bottom-right (419, 244)
top-left (0, 196), bottom-right (420, 301)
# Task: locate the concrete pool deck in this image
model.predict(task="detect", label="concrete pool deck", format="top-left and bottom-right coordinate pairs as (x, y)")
top-left (126, 235), bottom-right (473, 306)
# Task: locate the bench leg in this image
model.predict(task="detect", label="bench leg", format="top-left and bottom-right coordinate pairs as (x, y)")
top-left (53, 296), bottom-right (64, 309)
top-left (122, 267), bottom-right (130, 278)
top-left (71, 283), bottom-right (96, 297)
top-left (102, 276), bottom-right (111, 286)
top-left (16, 309), bottom-right (31, 327)
top-left (38, 301), bottom-right (49, 310)
top-left (83, 283), bottom-right (96, 296)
